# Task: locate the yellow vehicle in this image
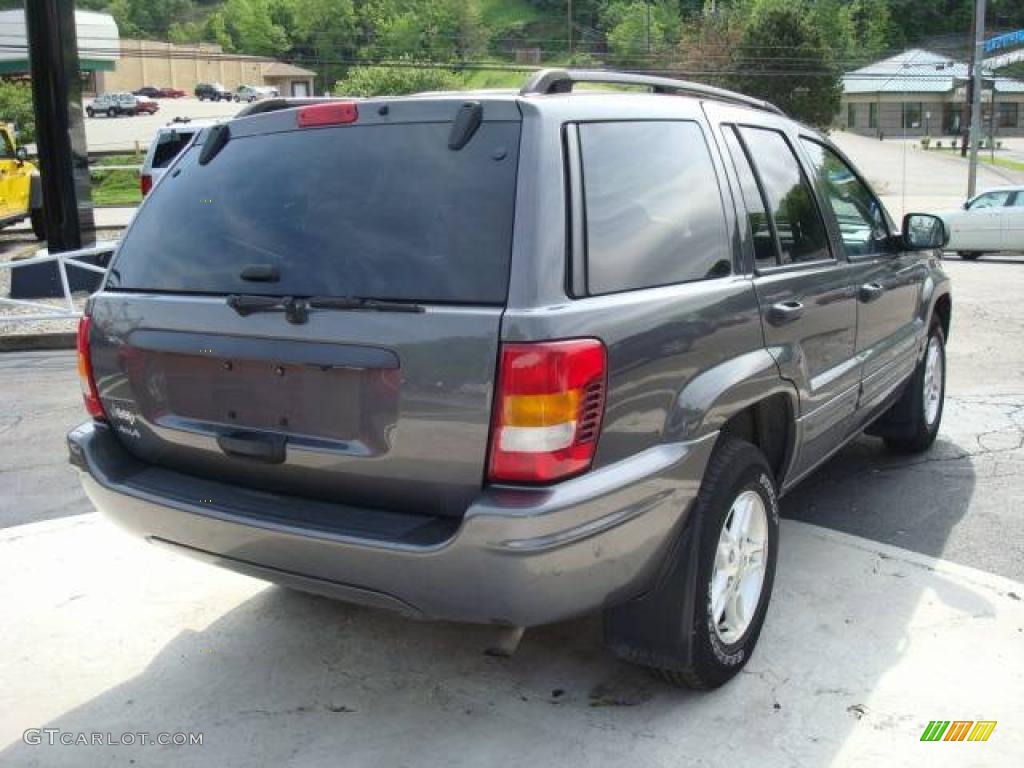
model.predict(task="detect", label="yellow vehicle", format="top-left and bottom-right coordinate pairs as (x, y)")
top-left (0, 124), bottom-right (44, 240)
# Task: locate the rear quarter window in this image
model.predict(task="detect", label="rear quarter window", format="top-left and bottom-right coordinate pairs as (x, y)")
top-left (577, 120), bottom-right (732, 295)
top-left (151, 130), bottom-right (196, 168)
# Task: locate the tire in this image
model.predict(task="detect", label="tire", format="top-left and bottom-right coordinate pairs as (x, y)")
top-left (958, 251), bottom-right (981, 260)
top-left (655, 437), bottom-right (780, 690)
top-left (86, 107), bottom-right (94, 118)
top-left (30, 208), bottom-right (45, 240)
top-left (107, 107), bottom-right (117, 118)
top-left (883, 321), bottom-right (946, 454)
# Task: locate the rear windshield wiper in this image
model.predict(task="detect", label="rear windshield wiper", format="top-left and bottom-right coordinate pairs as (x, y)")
top-left (308, 296), bottom-right (425, 314)
top-left (228, 294), bottom-right (424, 324)
top-left (227, 294), bottom-right (308, 324)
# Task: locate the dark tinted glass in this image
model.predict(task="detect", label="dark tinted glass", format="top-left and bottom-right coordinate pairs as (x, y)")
top-left (801, 139), bottom-right (890, 257)
top-left (579, 121), bottom-right (731, 294)
top-left (110, 121), bottom-right (521, 304)
top-left (722, 125), bottom-right (777, 269)
top-left (152, 129), bottom-right (197, 168)
top-left (739, 127), bottom-right (830, 265)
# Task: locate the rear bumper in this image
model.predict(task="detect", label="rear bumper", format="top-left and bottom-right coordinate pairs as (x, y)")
top-left (68, 421), bottom-right (715, 627)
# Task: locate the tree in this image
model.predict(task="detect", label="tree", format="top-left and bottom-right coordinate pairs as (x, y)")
top-left (602, 1), bottom-right (681, 67)
top-left (674, 3), bottom-right (747, 87)
top-left (727, 0), bottom-right (842, 128)
top-left (333, 63), bottom-right (463, 96)
top-left (0, 81), bottom-right (35, 145)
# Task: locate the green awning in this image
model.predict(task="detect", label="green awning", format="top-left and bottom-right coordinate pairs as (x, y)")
top-left (0, 58), bottom-right (116, 74)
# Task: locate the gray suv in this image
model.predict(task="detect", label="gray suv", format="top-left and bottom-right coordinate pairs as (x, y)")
top-left (68, 70), bottom-right (951, 689)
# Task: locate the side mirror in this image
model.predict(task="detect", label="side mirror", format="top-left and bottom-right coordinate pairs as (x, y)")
top-left (14, 146), bottom-right (28, 162)
top-left (962, 201), bottom-right (970, 210)
top-left (902, 213), bottom-right (948, 250)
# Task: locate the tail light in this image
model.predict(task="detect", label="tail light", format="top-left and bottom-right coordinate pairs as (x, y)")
top-left (76, 316), bottom-right (105, 420)
top-left (140, 173), bottom-right (153, 196)
top-left (488, 339), bottom-right (607, 484)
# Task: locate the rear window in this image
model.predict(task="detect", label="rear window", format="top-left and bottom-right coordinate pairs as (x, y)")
top-left (578, 120), bottom-right (731, 295)
top-left (151, 130), bottom-right (196, 168)
top-left (109, 120), bottom-right (521, 304)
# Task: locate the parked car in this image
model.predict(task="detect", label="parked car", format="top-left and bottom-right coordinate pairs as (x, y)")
top-left (69, 70), bottom-right (952, 690)
top-left (194, 82), bottom-right (231, 102)
top-left (0, 124), bottom-right (44, 239)
top-left (133, 96), bottom-right (160, 115)
top-left (158, 87), bottom-right (186, 99)
top-left (233, 85), bottom-right (280, 103)
top-left (133, 86), bottom-right (162, 98)
top-left (85, 92), bottom-right (139, 118)
top-left (935, 186), bottom-right (1024, 259)
top-left (139, 121), bottom-right (210, 196)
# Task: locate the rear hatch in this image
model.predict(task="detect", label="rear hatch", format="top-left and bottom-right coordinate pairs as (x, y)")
top-left (90, 98), bottom-right (522, 517)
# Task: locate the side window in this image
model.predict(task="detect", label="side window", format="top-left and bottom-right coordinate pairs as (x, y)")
top-left (1010, 193), bottom-right (1024, 208)
top-left (738, 127), bottom-right (831, 265)
top-left (801, 139), bottom-right (890, 258)
top-left (969, 191), bottom-right (1012, 209)
top-left (721, 125), bottom-right (777, 271)
top-left (0, 131), bottom-right (14, 158)
top-left (578, 120), bottom-right (732, 295)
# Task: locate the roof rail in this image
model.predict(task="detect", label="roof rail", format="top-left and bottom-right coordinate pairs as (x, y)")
top-left (519, 68), bottom-right (784, 116)
top-left (234, 97), bottom-right (349, 118)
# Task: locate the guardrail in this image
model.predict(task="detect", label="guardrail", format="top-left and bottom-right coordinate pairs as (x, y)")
top-left (0, 241), bottom-right (117, 324)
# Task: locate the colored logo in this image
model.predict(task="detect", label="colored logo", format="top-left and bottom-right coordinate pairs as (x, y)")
top-left (920, 721), bottom-right (997, 742)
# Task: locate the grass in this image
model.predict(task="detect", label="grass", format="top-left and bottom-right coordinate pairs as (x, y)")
top-left (984, 155), bottom-right (1024, 173)
top-left (927, 147), bottom-right (1024, 173)
top-left (89, 153), bottom-right (142, 206)
top-left (477, 0), bottom-right (543, 31)
top-left (90, 167), bottom-right (141, 206)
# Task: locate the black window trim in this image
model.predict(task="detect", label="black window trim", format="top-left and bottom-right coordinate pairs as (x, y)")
top-left (566, 117), bottom-right (738, 298)
top-left (564, 123), bottom-right (588, 298)
top-left (718, 123), bottom-right (780, 276)
top-left (730, 122), bottom-right (836, 277)
top-left (798, 133), bottom-right (896, 264)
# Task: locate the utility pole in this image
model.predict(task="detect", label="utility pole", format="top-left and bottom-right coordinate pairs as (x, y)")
top-left (646, 2), bottom-right (652, 54)
top-left (567, 0), bottom-right (573, 58)
top-left (14, 0), bottom-right (97, 300)
top-left (967, 0), bottom-right (987, 199)
top-left (961, 6), bottom-right (976, 158)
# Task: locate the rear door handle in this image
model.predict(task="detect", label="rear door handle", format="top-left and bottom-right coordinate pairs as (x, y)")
top-left (768, 300), bottom-right (805, 325)
top-left (217, 431), bottom-right (286, 464)
top-left (859, 282), bottom-right (885, 303)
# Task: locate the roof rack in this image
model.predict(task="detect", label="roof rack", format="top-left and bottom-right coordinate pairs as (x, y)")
top-left (234, 97), bottom-right (348, 118)
top-left (519, 68), bottom-right (784, 116)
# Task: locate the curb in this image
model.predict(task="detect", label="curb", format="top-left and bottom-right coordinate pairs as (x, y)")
top-left (0, 332), bottom-right (76, 352)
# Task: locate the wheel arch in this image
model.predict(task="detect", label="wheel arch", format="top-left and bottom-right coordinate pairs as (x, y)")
top-left (665, 348), bottom-right (799, 487)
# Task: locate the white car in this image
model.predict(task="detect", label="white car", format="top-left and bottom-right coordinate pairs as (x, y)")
top-left (139, 121), bottom-right (212, 196)
top-left (86, 92), bottom-right (139, 118)
top-left (937, 186), bottom-right (1024, 259)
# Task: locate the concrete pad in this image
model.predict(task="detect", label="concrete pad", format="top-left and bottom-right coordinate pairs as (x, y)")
top-left (1, 514), bottom-right (1021, 767)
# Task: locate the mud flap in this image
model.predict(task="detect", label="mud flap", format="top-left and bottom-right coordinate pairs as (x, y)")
top-left (602, 506), bottom-right (702, 671)
top-left (864, 379), bottom-right (914, 439)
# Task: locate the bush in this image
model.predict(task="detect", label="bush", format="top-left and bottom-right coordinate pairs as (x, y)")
top-left (333, 64), bottom-right (464, 97)
top-left (0, 81), bottom-right (35, 145)
top-left (920, 135), bottom-right (931, 149)
top-left (935, 140), bottom-right (943, 148)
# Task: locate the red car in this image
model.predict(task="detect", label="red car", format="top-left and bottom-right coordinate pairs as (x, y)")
top-left (134, 97), bottom-right (160, 115)
top-left (158, 87), bottom-right (186, 98)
